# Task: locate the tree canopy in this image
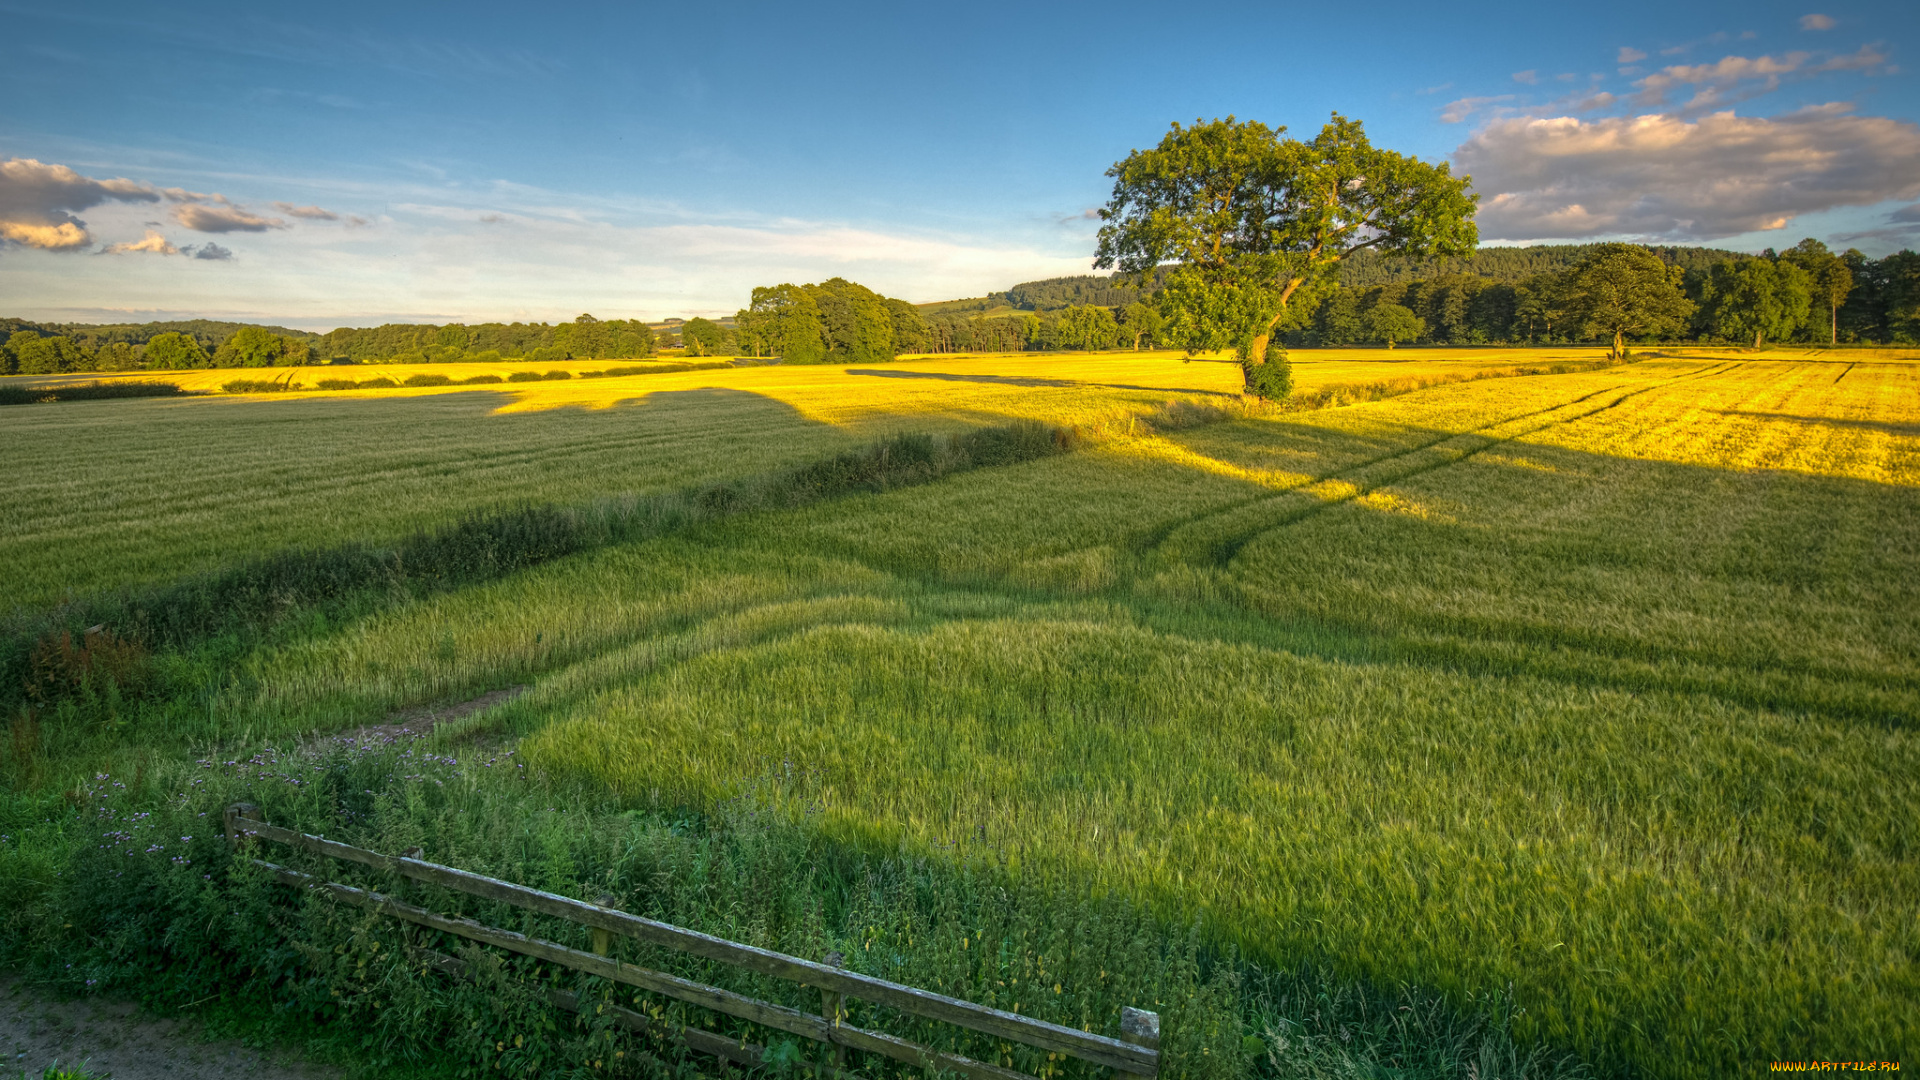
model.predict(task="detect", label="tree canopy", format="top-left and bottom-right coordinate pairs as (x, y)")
top-left (1559, 244), bottom-right (1695, 358)
top-left (1096, 113), bottom-right (1477, 396)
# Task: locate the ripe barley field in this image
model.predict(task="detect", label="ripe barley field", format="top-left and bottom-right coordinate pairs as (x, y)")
top-left (3, 348), bottom-right (1914, 1078)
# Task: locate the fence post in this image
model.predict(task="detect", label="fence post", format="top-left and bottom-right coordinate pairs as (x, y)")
top-left (822, 950), bottom-right (847, 1067)
top-left (1119, 1008), bottom-right (1159, 1077)
top-left (224, 802), bottom-right (260, 844)
top-left (591, 895), bottom-right (615, 957)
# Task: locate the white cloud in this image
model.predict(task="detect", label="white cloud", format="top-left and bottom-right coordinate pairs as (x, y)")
top-left (1800, 13), bottom-right (1836, 30)
top-left (0, 157), bottom-right (162, 250)
top-left (1618, 47), bottom-right (1648, 63)
top-left (172, 203), bottom-right (288, 232)
top-left (102, 229), bottom-right (181, 255)
top-left (1513, 70), bottom-right (1539, 85)
top-left (1454, 105), bottom-right (1920, 241)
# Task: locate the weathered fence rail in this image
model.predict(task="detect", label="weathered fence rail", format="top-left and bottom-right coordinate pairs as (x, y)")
top-left (225, 803), bottom-right (1161, 1079)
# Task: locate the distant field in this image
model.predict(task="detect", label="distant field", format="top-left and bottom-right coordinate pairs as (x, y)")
top-left (1, 348), bottom-right (1603, 606)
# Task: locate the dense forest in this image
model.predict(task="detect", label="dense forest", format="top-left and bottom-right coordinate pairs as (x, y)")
top-left (5, 243), bottom-right (1919, 376)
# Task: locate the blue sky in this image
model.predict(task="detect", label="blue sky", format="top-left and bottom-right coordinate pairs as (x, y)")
top-left (2, 0), bottom-right (1915, 329)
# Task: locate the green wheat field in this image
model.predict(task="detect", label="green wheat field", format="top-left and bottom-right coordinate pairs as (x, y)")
top-left (2, 348), bottom-right (1914, 1079)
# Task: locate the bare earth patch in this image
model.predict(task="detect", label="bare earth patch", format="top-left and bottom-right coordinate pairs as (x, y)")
top-left (331, 684), bottom-right (527, 746)
top-left (1, 976), bottom-right (343, 1079)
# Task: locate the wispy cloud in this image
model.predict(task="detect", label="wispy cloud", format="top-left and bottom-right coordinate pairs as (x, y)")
top-left (172, 203), bottom-right (288, 233)
top-left (192, 242), bottom-right (234, 260)
top-left (274, 202), bottom-right (339, 220)
top-left (1633, 45), bottom-right (1887, 111)
top-left (1440, 95), bottom-right (1514, 124)
top-left (1800, 13), bottom-right (1836, 30)
top-left (101, 229), bottom-right (181, 255)
top-left (1618, 47), bottom-right (1647, 63)
top-left (1455, 104), bottom-right (1920, 241)
top-left (1512, 70), bottom-right (1539, 85)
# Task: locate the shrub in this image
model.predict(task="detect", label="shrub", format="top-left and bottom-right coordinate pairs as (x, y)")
top-left (402, 374), bottom-right (453, 387)
top-left (357, 378), bottom-right (397, 389)
top-left (314, 379), bottom-right (358, 390)
top-left (220, 379), bottom-right (288, 394)
top-left (542, 370), bottom-right (572, 381)
top-left (0, 382), bottom-right (188, 406)
top-left (460, 374), bottom-right (503, 385)
top-left (505, 371), bottom-right (544, 383)
top-left (1241, 343), bottom-right (1293, 400)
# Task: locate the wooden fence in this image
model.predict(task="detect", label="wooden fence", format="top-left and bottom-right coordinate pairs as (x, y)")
top-left (225, 803), bottom-right (1161, 1079)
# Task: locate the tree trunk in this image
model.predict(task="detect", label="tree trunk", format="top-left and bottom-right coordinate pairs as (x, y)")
top-left (1249, 332), bottom-right (1271, 366)
top-left (1754, 329), bottom-right (1763, 350)
top-left (1612, 329), bottom-right (1624, 360)
top-left (1831, 302), bottom-right (1838, 346)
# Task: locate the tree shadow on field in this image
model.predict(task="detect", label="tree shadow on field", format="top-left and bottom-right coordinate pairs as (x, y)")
top-left (1130, 412), bottom-right (1920, 727)
top-left (1709, 409), bottom-right (1920, 439)
top-left (845, 368), bottom-right (1237, 398)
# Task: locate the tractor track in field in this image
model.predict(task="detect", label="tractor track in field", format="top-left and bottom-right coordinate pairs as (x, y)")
top-left (1121, 375), bottom-right (1649, 557)
top-left (1136, 360), bottom-right (1739, 568)
top-left (1202, 360), bottom-right (1747, 566)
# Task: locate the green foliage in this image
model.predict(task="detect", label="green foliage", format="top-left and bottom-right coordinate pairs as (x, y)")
top-left (1337, 244), bottom-right (1744, 288)
top-left (1362, 303), bottom-right (1425, 346)
top-left (1241, 343), bottom-right (1293, 399)
top-left (1778, 240), bottom-right (1852, 346)
top-left (737, 283), bottom-right (829, 363)
top-left (1055, 304), bottom-right (1125, 351)
top-left (680, 316), bottom-right (725, 356)
top-left (11, 333), bottom-right (91, 375)
top-left (1097, 113), bottom-right (1477, 361)
top-left (213, 326), bottom-right (288, 368)
top-left (1559, 244), bottom-right (1694, 357)
top-left (812, 278), bottom-right (897, 362)
top-left (1700, 257), bottom-right (1811, 348)
top-left (141, 331), bottom-right (211, 369)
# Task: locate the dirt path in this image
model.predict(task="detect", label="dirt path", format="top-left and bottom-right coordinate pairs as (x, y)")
top-left (1, 977), bottom-right (344, 1080)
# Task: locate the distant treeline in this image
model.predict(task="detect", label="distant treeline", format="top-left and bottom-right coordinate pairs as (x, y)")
top-left (1292, 243), bottom-right (1918, 347)
top-left (0, 315), bottom-right (661, 375)
top-left (7, 243), bottom-right (1917, 377)
top-left (927, 243), bottom-right (1920, 349)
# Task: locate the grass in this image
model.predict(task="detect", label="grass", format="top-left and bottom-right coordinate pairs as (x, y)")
top-left (3, 348), bottom-right (1912, 1078)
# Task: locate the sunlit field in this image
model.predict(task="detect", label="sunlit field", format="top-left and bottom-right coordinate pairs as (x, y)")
top-left (5, 348), bottom-right (1915, 1078)
top-left (1, 349), bottom-right (1605, 606)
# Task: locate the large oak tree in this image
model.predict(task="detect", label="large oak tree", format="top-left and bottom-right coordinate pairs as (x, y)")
top-left (1095, 114), bottom-right (1476, 396)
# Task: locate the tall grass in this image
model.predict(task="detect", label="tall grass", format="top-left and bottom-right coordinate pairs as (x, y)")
top-left (0, 735), bottom-right (1576, 1079)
